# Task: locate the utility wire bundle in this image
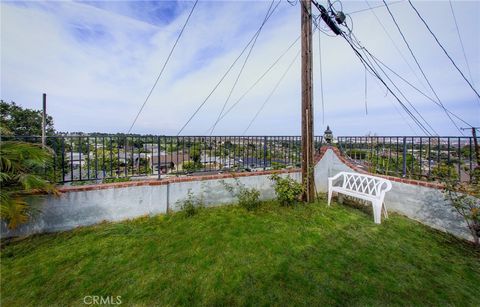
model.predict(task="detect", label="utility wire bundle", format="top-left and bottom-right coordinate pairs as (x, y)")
top-left (310, 0), bottom-right (475, 136)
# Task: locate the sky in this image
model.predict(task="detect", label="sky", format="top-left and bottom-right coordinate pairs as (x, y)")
top-left (1, 0), bottom-right (479, 136)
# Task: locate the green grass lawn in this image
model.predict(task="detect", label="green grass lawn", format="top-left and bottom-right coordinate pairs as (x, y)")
top-left (1, 201), bottom-right (479, 306)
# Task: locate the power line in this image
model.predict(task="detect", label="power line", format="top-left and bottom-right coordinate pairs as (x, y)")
top-left (382, 0), bottom-right (463, 134)
top-left (348, 0), bottom-right (404, 15)
top-left (243, 50), bottom-right (300, 135)
top-left (209, 0), bottom-right (278, 135)
top-left (204, 35), bottom-right (301, 133)
top-left (348, 34), bottom-right (438, 135)
top-left (127, 0), bottom-right (198, 134)
top-left (449, 0), bottom-right (475, 88)
top-left (344, 34), bottom-right (430, 135)
top-left (341, 32), bottom-right (432, 135)
top-left (408, 0), bottom-right (480, 103)
top-left (368, 52), bottom-right (474, 128)
top-left (317, 26), bottom-right (325, 125)
top-left (176, 1), bottom-right (281, 136)
top-left (364, 0), bottom-right (428, 93)
top-left (342, 25), bottom-right (437, 135)
top-left (364, 67), bottom-right (368, 115)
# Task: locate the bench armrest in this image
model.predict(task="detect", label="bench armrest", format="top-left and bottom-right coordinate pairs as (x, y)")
top-left (328, 172), bottom-right (346, 190)
top-left (328, 172), bottom-right (345, 182)
top-left (384, 180), bottom-right (392, 192)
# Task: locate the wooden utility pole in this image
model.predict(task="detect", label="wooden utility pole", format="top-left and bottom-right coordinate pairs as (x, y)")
top-left (42, 93), bottom-right (46, 148)
top-left (301, 0), bottom-right (315, 202)
top-left (461, 127), bottom-right (480, 169)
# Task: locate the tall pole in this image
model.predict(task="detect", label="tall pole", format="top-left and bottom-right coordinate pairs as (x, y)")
top-left (472, 127), bottom-right (480, 168)
top-left (42, 93), bottom-right (46, 148)
top-left (301, 0), bottom-right (315, 202)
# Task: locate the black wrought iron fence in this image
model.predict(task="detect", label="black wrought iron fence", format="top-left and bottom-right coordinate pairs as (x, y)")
top-left (3, 135), bottom-right (323, 184)
top-left (337, 136), bottom-right (479, 183)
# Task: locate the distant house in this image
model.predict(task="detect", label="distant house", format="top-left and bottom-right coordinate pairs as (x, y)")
top-left (65, 152), bottom-right (92, 168)
top-left (151, 153), bottom-right (190, 174)
top-left (238, 158), bottom-right (288, 171)
top-left (200, 154), bottom-right (236, 169)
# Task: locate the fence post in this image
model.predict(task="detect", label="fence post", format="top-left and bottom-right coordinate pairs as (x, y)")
top-left (263, 136), bottom-right (267, 171)
top-left (157, 136), bottom-right (161, 180)
top-left (402, 137), bottom-right (407, 177)
top-left (42, 93), bottom-right (46, 148)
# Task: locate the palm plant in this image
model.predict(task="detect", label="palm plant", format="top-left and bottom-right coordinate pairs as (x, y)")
top-left (0, 141), bottom-right (58, 229)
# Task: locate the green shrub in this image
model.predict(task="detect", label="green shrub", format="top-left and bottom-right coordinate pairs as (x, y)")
top-left (237, 187), bottom-right (261, 211)
top-left (442, 178), bottom-right (480, 247)
top-left (177, 190), bottom-right (204, 217)
top-left (271, 162), bottom-right (286, 170)
top-left (183, 161), bottom-right (201, 173)
top-left (221, 179), bottom-right (261, 211)
top-left (432, 162), bottom-right (459, 181)
top-left (270, 174), bottom-right (303, 206)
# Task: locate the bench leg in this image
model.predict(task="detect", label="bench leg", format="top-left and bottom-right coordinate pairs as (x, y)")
top-left (372, 200), bottom-right (382, 224)
top-left (327, 189), bottom-right (333, 206)
top-left (383, 202), bottom-right (389, 219)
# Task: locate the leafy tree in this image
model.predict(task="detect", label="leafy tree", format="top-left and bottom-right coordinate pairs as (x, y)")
top-left (0, 100), bottom-right (55, 136)
top-left (0, 141), bottom-right (58, 229)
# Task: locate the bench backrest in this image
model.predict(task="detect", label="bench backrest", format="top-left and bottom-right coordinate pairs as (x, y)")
top-left (338, 172), bottom-right (391, 197)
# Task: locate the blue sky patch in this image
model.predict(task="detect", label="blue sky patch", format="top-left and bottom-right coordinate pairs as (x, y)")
top-left (78, 0), bottom-right (181, 26)
top-left (70, 23), bottom-right (112, 44)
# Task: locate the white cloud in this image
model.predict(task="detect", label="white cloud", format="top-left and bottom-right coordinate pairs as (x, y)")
top-left (1, 0), bottom-right (479, 136)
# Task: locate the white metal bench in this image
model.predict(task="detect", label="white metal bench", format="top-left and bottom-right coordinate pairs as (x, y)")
top-left (327, 172), bottom-right (392, 224)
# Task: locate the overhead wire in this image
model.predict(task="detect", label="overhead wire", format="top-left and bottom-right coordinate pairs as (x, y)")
top-left (242, 12), bottom-right (326, 135)
top-left (176, 1), bottom-right (281, 136)
top-left (317, 24), bottom-right (325, 125)
top-left (382, 0), bottom-right (463, 134)
top-left (311, 0), bottom-right (429, 134)
top-left (364, 0), bottom-right (428, 92)
top-left (346, 29), bottom-right (438, 135)
top-left (348, 0), bottom-right (404, 15)
top-left (127, 0), bottom-right (198, 134)
top-left (340, 32), bottom-right (432, 135)
top-left (242, 50), bottom-right (301, 135)
top-left (448, 0), bottom-right (475, 88)
top-left (368, 52), bottom-right (474, 128)
top-left (209, 0), bottom-right (278, 135)
top-left (204, 35), bottom-right (301, 133)
top-left (364, 67), bottom-right (368, 115)
top-left (408, 0), bottom-right (480, 103)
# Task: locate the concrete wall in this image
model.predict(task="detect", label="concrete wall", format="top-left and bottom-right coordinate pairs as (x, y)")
top-left (1, 173), bottom-right (300, 238)
top-left (1, 148), bottom-right (471, 242)
top-left (168, 173), bottom-right (301, 210)
top-left (314, 149), bottom-right (470, 241)
top-left (2, 185), bottom-right (169, 237)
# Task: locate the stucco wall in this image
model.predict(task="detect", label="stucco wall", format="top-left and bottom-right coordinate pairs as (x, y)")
top-left (1, 147), bottom-right (472, 242)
